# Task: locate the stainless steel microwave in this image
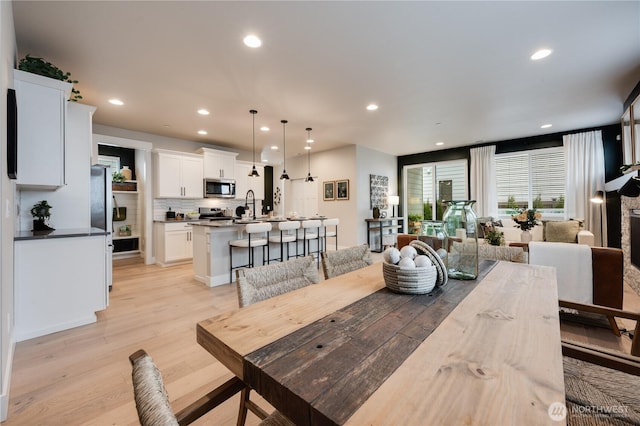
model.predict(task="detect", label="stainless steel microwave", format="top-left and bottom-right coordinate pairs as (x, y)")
top-left (204, 178), bottom-right (236, 198)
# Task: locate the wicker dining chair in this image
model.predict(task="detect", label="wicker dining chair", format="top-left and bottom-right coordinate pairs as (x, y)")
top-left (320, 244), bottom-right (373, 280)
top-left (129, 349), bottom-right (293, 426)
top-left (236, 255), bottom-right (319, 308)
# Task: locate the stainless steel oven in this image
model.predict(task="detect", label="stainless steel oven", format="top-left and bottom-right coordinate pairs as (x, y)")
top-left (204, 178), bottom-right (236, 198)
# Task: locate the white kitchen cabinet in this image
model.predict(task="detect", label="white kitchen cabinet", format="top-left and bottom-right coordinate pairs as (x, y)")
top-left (235, 161), bottom-right (264, 200)
top-left (198, 147), bottom-right (238, 179)
top-left (155, 222), bottom-right (194, 266)
top-left (154, 150), bottom-right (203, 198)
top-left (14, 69), bottom-right (72, 189)
top-left (14, 235), bottom-right (107, 342)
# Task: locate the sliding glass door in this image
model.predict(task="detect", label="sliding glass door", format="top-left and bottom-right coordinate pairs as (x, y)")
top-left (403, 160), bottom-right (468, 233)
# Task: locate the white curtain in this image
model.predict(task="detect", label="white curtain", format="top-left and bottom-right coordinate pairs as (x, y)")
top-left (563, 130), bottom-right (607, 246)
top-left (470, 145), bottom-right (497, 217)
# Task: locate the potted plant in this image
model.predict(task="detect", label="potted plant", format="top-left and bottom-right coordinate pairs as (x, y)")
top-left (407, 214), bottom-right (423, 234)
top-left (18, 55), bottom-right (82, 101)
top-left (30, 200), bottom-right (54, 231)
top-left (484, 226), bottom-right (504, 246)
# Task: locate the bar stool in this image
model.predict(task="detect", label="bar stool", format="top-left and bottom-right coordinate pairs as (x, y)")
top-left (229, 222), bottom-right (272, 284)
top-left (298, 219), bottom-right (321, 268)
top-left (269, 221), bottom-right (300, 262)
top-left (320, 218), bottom-right (339, 252)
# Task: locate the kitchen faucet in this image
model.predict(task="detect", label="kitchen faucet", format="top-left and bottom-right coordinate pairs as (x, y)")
top-left (245, 190), bottom-right (256, 220)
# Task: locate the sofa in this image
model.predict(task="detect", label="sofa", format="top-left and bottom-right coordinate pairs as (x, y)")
top-left (479, 218), bottom-right (595, 246)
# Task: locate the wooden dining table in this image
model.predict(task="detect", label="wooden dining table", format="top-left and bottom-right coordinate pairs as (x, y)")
top-left (197, 260), bottom-right (566, 425)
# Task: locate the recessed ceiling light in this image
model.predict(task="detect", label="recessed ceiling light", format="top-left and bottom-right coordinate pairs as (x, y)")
top-left (366, 104), bottom-right (379, 111)
top-left (197, 130), bottom-right (208, 135)
top-left (304, 145), bottom-right (312, 150)
top-left (243, 34), bottom-right (262, 48)
top-left (435, 142), bottom-right (444, 146)
top-left (260, 126), bottom-right (269, 132)
top-left (541, 124), bottom-right (553, 129)
top-left (271, 145), bottom-right (278, 150)
top-left (531, 49), bottom-right (552, 60)
top-left (197, 109), bottom-right (210, 115)
top-left (109, 99), bottom-right (124, 106)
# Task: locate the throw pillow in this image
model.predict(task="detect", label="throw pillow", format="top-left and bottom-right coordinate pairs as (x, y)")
top-left (544, 220), bottom-right (580, 243)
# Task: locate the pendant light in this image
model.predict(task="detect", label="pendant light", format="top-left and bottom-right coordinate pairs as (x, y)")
top-left (304, 127), bottom-right (314, 183)
top-left (279, 120), bottom-right (290, 180)
top-left (249, 109), bottom-right (259, 177)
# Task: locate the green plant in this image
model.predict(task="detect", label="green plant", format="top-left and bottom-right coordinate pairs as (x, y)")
top-left (423, 201), bottom-right (432, 220)
top-left (30, 200), bottom-right (52, 221)
top-left (507, 195), bottom-right (518, 210)
top-left (484, 227), bottom-right (504, 246)
top-left (18, 55), bottom-right (82, 101)
top-left (408, 214), bottom-right (422, 223)
top-left (112, 171), bottom-right (126, 182)
top-left (532, 193), bottom-right (544, 209)
top-left (554, 195), bottom-right (565, 208)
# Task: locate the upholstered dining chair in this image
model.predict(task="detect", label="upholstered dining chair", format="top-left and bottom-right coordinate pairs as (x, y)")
top-left (236, 255), bottom-right (319, 308)
top-left (321, 244), bottom-right (373, 280)
top-left (129, 349), bottom-right (293, 426)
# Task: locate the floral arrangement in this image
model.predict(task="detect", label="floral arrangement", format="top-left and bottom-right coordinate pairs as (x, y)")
top-left (511, 208), bottom-right (542, 231)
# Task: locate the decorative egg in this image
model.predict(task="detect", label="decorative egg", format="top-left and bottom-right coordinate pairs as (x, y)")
top-left (398, 257), bottom-right (416, 269)
top-left (414, 255), bottom-right (432, 267)
top-left (436, 248), bottom-right (448, 260)
top-left (400, 245), bottom-right (418, 260)
top-left (383, 247), bottom-right (401, 264)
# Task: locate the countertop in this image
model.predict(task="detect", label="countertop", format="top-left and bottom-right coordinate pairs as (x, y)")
top-left (154, 217), bottom-right (236, 223)
top-left (15, 227), bottom-right (109, 241)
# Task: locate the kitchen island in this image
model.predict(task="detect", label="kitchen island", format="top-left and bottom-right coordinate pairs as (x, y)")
top-left (191, 221), bottom-right (258, 287)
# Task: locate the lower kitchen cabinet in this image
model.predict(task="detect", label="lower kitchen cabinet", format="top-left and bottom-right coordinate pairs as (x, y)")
top-left (14, 235), bottom-right (108, 342)
top-left (155, 222), bottom-right (194, 266)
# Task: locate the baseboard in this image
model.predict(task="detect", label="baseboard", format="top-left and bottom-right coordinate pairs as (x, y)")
top-left (0, 334), bottom-right (15, 421)
top-left (15, 314), bottom-right (97, 342)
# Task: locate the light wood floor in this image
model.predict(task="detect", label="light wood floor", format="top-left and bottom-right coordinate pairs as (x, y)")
top-left (4, 256), bottom-right (639, 425)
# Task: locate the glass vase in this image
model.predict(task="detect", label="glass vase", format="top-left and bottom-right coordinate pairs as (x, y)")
top-left (442, 200), bottom-right (478, 280)
top-left (420, 220), bottom-right (448, 252)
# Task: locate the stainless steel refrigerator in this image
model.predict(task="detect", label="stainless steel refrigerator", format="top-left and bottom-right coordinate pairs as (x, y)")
top-left (91, 165), bottom-right (113, 291)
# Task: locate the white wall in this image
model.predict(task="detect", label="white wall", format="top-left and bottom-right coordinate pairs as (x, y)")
top-left (356, 145), bottom-right (398, 245)
top-left (274, 144), bottom-right (396, 248)
top-left (0, 1), bottom-right (16, 420)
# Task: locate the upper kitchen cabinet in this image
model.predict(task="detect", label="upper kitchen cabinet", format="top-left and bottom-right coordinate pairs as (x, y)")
top-left (154, 150), bottom-right (203, 198)
top-left (14, 69), bottom-right (72, 189)
top-left (198, 147), bottom-right (238, 179)
top-left (235, 161), bottom-right (264, 200)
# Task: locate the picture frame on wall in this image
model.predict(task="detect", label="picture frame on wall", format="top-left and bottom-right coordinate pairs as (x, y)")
top-left (323, 181), bottom-right (335, 201)
top-left (336, 179), bottom-right (349, 200)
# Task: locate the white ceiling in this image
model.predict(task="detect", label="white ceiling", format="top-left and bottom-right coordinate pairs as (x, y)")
top-left (11, 1), bottom-right (640, 161)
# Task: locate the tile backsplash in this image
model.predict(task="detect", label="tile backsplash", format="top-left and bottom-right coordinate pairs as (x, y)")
top-left (153, 198), bottom-right (263, 220)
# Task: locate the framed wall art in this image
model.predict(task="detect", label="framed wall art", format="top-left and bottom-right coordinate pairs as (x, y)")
top-left (336, 179), bottom-right (349, 200)
top-left (369, 174), bottom-right (389, 209)
top-left (323, 181), bottom-right (335, 201)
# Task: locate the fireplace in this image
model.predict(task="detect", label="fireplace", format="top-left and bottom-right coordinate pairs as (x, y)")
top-left (631, 213), bottom-right (640, 269)
top-left (622, 198), bottom-right (640, 295)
